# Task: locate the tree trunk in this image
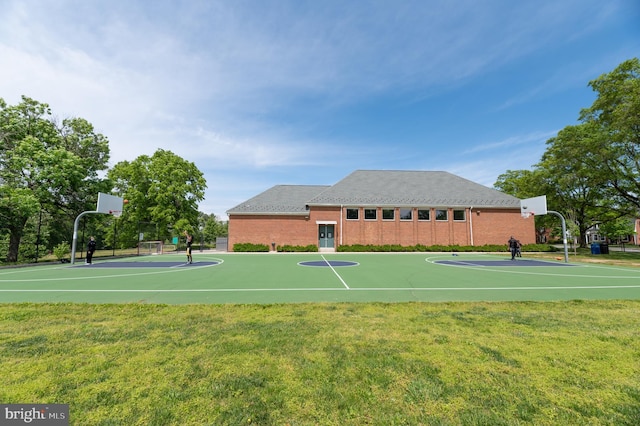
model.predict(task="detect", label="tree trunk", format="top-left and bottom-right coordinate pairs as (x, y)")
top-left (579, 226), bottom-right (589, 248)
top-left (6, 217), bottom-right (28, 263)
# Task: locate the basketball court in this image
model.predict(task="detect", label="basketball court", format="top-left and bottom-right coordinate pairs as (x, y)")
top-left (2, 192), bottom-right (637, 303)
top-left (1, 252), bottom-right (639, 304)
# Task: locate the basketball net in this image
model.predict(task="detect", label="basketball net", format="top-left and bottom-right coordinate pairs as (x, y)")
top-left (109, 210), bottom-right (123, 218)
top-left (521, 211), bottom-right (534, 219)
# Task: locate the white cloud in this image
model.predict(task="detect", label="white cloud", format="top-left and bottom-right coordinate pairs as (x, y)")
top-left (463, 131), bottom-right (557, 155)
top-left (0, 0), bottom-right (634, 220)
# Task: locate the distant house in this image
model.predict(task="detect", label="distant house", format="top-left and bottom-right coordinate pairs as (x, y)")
top-left (227, 170), bottom-right (535, 252)
top-left (586, 220), bottom-right (639, 246)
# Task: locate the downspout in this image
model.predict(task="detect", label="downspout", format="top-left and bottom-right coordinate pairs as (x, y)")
top-left (340, 205), bottom-right (343, 246)
top-left (469, 206), bottom-right (474, 246)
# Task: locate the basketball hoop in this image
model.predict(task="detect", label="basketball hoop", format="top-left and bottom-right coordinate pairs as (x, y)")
top-left (109, 210), bottom-right (123, 218)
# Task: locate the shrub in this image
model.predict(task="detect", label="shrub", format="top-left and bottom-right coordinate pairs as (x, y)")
top-left (232, 243), bottom-right (270, 252)
top-left (522, 243), bottom-right (560, 252)
top-left (53, 242), bottom-right (71, 262)
top-left (278, 245), bottom-right (318, 252)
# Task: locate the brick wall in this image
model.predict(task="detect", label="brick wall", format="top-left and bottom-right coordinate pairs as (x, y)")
top-left (228, 206), bottom-right (535, 250)
top-left (470, 208), bottom-right (534, 246)
top-left (228, 215), bottom-right (315, 250)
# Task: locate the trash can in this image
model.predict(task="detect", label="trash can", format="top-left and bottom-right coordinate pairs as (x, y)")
top-left (599, 243), bottom-right (609, 254)
top-left (590, 243), bottom-right (600, 255)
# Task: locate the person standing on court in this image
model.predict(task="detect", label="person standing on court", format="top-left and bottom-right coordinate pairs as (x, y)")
top-left (184, 230), bottom-right (193, 264)
top-left (507, 236), bottom-right (518, 260)
top-left (86, 236), bottom-right (97, 264)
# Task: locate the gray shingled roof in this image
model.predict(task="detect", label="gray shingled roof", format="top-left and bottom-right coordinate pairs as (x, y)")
top-left (227, 185), bottom-right (330, 215)
top-left (307, 170), bottom-right (520, 207)
top-left (227, 170), bottom-right (520, 215)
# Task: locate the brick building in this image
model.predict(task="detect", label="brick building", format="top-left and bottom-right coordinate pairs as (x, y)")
top-left (227, 170), bottom-right (535, 252)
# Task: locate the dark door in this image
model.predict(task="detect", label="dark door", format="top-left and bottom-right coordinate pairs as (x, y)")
top-left (318, 225), bottom-right (335, 248)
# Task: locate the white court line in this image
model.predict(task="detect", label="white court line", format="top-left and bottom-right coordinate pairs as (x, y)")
top-left (0, 265), bottom-right (65, 276)
top-left (321, 255), bottom-right (350, 289)
top-left (1, 284), bottom-right (640, 293)
top-left (425, 256), bottom-right (640, 279)
top-left (0, 258), bottom-right (224, 282)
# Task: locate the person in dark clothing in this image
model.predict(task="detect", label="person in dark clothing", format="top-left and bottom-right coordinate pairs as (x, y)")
top-left (184, 230), bottom-right (193, 264)
top-left (507, 236), bottom-right (518, 260)
top-left (86, 236), bottom-right (97, 264)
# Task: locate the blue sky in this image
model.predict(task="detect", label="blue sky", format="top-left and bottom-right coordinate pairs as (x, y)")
top-left (1, 1), bottom-right (638, 220)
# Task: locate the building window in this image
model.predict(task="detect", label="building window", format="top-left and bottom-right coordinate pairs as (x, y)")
top-left (364, 208), bottom-right (377, 220)
top-left (400, 208), bottom-right (412, 220)
top-left (453, 209), bottom-right (465, 221)
top-left (418, 209), bottom-right (430, 221)
top-left (346, 208), bottom-right (359, 220)
top-left (382, 209), bottom-right (395, 220)
top-left (436, 209), bottom-right (448, 221)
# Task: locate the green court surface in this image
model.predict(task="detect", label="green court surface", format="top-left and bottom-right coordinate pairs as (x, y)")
top-left (1, 252), bottom-right (639, 304)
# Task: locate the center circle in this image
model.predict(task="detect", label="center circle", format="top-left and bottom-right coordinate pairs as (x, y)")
top-left (298, 260), bottom-right (359, 267)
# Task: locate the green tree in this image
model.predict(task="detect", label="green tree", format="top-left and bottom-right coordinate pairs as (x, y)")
top-left (108, 149), bottom-right (207, 247)
top-left (199, 212), bottom-right (228, 245)
top-left (0, 97), bottom-right (110, 262)
top-left (494, 169), bottom-right (545, 199)
top-left (599, 217), bottom-right (636, 246)
top-left (495, 59), bottom-right (640, 247)
top-left (580, 58), bottom-right (640, 210)
top-left (535, 122), bottom-right (631, 247)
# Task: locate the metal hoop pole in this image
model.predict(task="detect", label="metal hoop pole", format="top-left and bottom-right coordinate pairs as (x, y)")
top-left (548, 210), bottom-right (569, 263)
top-left (71, 211), bottom-right (99, 264)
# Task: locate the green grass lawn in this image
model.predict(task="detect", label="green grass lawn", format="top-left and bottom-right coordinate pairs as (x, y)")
top-left (1, 300), bottom-right (639, 425)
top-left (527, 247), bottom-right (640, 266)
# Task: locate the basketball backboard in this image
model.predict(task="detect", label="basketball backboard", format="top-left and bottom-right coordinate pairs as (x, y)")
top-left (96, 192), bottom-right (124, 214)
top-left (520, 195), bottom-right (547, 217)
top-left (71, 192), bottom-right (125, 264)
